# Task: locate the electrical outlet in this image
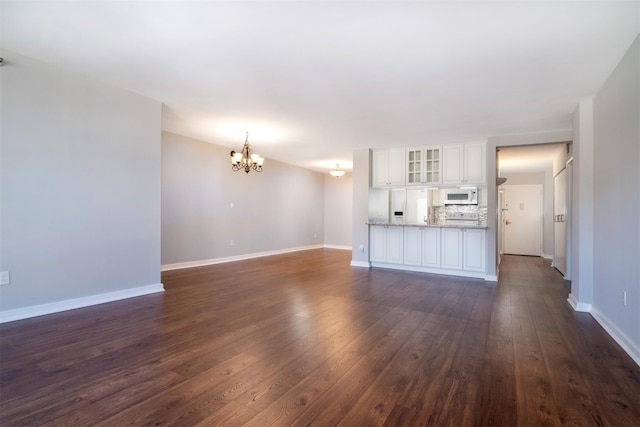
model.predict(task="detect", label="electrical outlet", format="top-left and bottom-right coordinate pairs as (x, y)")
top-left (230, 239), bottom-right (234, 246)
top-left (314, 233), bottom-right (317, 239)
top-left (0, 271), bottom-right (9, 285)
top-left (359, 244), bottom-right (365, 253)
top-left (230, 202), bottom-right (234, 209)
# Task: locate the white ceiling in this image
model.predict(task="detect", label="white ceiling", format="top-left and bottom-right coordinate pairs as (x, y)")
top-left (498, 143), bottom-right (567, 175)
top-left (2, 1), bottom-right (638, 173)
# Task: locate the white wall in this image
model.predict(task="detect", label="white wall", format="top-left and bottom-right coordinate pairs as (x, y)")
top-left (0, 51), bottom-right (163, 319)
top-left (324, 173), bottom-right (352, 248)
top-left (591, 36), bottom-right (639, 361)
top-left (351, 149), bottom-right (371, 266)
top-left (161, 132), bottom-right (325, 267)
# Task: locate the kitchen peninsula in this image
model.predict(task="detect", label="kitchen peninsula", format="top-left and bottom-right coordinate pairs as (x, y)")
top-left (368, 142), bottom-right (493, 280)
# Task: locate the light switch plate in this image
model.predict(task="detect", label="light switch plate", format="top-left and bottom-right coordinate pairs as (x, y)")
top-left (0, 271), bottom-right (9, 285)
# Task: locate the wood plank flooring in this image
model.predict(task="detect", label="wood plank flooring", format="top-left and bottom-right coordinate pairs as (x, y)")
top-left (1, 250), bottom-right (639, 426)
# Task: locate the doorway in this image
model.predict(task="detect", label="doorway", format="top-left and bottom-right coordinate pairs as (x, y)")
top-left (496, 142), bottom-right (572, 269)
top-left (502, 184), bottom-right (543, 256)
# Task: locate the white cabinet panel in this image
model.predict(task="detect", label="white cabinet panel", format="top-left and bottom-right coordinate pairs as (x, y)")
top-left (442, 142), bottom-right (486, 185)
top-left (387, 226), bottom-right (404, 264)
top-left (404, 227), bottom-right (422, 266)
top-left (463, 228), bottom-right (486, 272)
top-left (374, 225), bottom-right (484, 275)
top-left (372, 150), bottom-right (389, 188)
top-left (421, 227), bottom-right (441, 268)
top-left (370, 225), bottom-right (387, 263)
top-left (441, 228), bottom-right (463, 270)
top-left (404, 227), bottom-right (441, 268)
top-left (372, 149), bottom-right (405, 187)
top-left (442, 144), bottom-right (464, 184)
top-left (388, 149), bottom-right (406, 186)
top-left (442, 228), bottom-right (486, 272)
top-left (370, 225), bottom-right (403, 264)
top-left (464, 142), bottom-right (486, 184)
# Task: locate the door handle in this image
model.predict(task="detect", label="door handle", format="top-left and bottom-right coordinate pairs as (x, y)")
top-left (506, 219), bottom-right (512, 225)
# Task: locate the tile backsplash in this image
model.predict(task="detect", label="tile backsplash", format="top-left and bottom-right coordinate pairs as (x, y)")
top-left (432, 205), bottom-right (487, 225)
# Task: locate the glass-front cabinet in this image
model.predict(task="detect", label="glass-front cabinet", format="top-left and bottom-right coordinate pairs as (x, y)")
top-left (406, 149), bottom-right (422, 184)
top-left (424, 147), bottom-right (441, 184)
top-left (406, 146), bottom-right (441, 185)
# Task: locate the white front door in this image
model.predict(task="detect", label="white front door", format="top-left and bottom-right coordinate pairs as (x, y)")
top-left (503, 184), bottom-right (543, 256)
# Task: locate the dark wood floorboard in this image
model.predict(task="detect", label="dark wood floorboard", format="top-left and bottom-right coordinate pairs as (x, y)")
top-left (1, 250), bottom-right (639, 426)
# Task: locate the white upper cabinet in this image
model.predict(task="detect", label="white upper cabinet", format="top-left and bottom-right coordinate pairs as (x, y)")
top-left (406, 146), bottom-right (441, 186)
top-left (463, 142), bottom-right (486, 184)
top-left (372, 148), bottom-right (405, 187)
top-left (442, 144), bottom-right (464, 184)
top-left (442, 142), bottom-right (486, 185)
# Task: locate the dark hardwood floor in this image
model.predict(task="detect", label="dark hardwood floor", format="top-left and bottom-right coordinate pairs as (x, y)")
top-left (1, 249), bottom-right (639, 426)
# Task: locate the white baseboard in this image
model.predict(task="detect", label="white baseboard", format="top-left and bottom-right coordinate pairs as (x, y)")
top-left (542, 253), bottom-right (553, 260)
top-left (0, 283), bottom-right (164, 324)
top-left (567, 293), bottom-right (592, 312)
top-left (350, 260), bottom-right (371, 268)
top-left (324, 244), bottom-right (352, 251)
top-left (566, 294), bottom-right (639, 367)
top-left (484, 274), bottom-right (498, 282)
top-left (590, 306), bottom-right (640, 367)
top-left (161, 245), bottom-right (324, 271)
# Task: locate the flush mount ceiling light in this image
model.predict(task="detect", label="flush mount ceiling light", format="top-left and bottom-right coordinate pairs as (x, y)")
top-left (330, 163), bottom-right (345, 177)
top-left (230, 132), bottom-right (264, 173)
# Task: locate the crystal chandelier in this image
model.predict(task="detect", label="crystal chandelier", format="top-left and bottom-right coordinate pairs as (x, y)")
top-left (230, 132), bottom-right (264, 173)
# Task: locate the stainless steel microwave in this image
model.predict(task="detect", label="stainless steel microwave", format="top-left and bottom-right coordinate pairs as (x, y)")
top-left (444, 187), bottom-right (478, 205)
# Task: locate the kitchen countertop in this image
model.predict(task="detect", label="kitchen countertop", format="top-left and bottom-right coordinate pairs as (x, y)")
top-left (367, 222), bottom-right (488, 229)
